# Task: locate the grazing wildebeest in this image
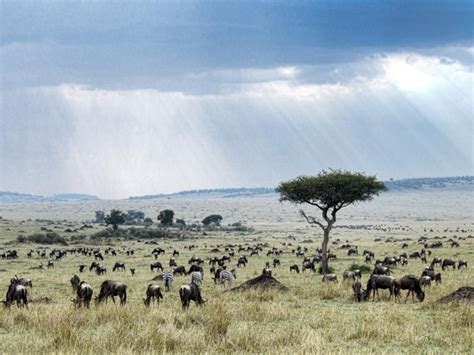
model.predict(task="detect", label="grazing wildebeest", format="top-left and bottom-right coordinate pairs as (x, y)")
top-left (179, 283), bottom-right (204, 310)
top-left (5, 280), bottom-right (28, 308)
top-left (409, 251), bottom-right (421, 259)
top-left (394, 275), bottom-right (425, 302)
top-left (237, 256), bottom-right (248, 267)
top-left (419, 275), bottom-right (432, 288)
top-left (78, 264), bottom-right (86, 273)
top-left (47, 260), bottom-right (54, 268)
top-left (347, 248), bottom-right (358, 256)
top-left (74, 281), bottom-right (93, 308)
top-left (150, 262), bottom-right (163, 272)
top-left (421, 269), bottom-right (442, 284)
top-left (70, 274), bottom-right (81, 290)
top-left (96, 280), bottom-right (127, 305)
top-left (95, 252), bottom-right (104, 261)
top-left (289, 264), bottom-right (300, 273)
top-left (144, 284), bottom-right (163, 306)
top-left (89, 261), bottom-right (99, 271)
top-left (343, 270), bottom-right (361, 281)
top-left (364, 275), bottom-right (397, 301)
top-left (130, 268), bottom-right (136, 276)
top-left (174, 265), bottom-right (186, 276)
top-left (302, 261), bottom-right (316, 273)
top-left (352, 279), bottom-right (363, 302)
top-left (13, 277), bottom-right (33, 288)
top-left (169, 258), bottom-right (177, 267)
top-left (95, 265), bottom-right (107, 275)
top-left (430, 257), bottom-right (442, 267)
top-left (458, 260), bottom-right (467, 269)
top-left (113, 262), bottom-right (125, 272)
top-left (373, 265), bottom-right (390, 276)
top-left (273, 258), bottom-right (280, 267)
top-left (322, 274), bottom-right (338, 282)
top-left (441, 259), bottom-right (456, 271)
top-left (450, 241), bottom-right (460, 247)
top-left (172, 250), bottom-right (179, 257)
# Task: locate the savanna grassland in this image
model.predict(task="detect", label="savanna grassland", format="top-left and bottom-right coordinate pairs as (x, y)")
top-left (0, 187), bottom-right (472, 354)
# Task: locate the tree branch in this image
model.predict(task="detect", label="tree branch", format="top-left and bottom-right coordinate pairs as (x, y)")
top-left (300, 210), bottom-right (325, 230)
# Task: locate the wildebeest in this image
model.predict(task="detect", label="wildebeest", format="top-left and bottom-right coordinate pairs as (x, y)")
top-left (273, 258), bottom-right (280, 267)
top-left (394, 275), bottom-right (425, 302)
top-left (430, 257), bottom-right (442, 267)
top-left (70, 274), bottom-right (81, 290)
top-left (302, 261), bottom-right (316, 273)
top-left (179, 283), bottom-right (204, 309)
top-left (150, 262), bottom-right (163, 272)
top-left (5, 280), bottom-right (28, 308)
top-left (188, 264), bottom-right (204, 275)
top-left (419, 275), bottom-right (432, 288)
top-left (343, 270), bottom-right (361, 281)
top-left (78, 264), bottom-right (86, 273)
top-left (421, 269), bottom-right (442, 284)
top-left (352, 279), bottom-right (363, 302)
top-left (95, 265), bottom-right (107, 275)
top-left (373, 265), bottom-right (390, 276)
top-left (144, 284), bottom-right (163, 306)
top-left (47, 260), bottom-right (54, 268)
top-left (169, 258), bottom-right (177, 267)
top-left (289, 264), bottom-right (300, 273)
top-left (113, 262), bottom-right (126, 272)
top-left (458, 260), bottom-right (467, 269)
top-left (441, 259), bottom-right (456, 271)
top-left (237, 256), bottom-right (248, 267)
top-left (322, 274), bottom-right (337, 282)
top-left (96, 280), bottom-right (127, 305)
top-left (74, 281), bottom-right (93, 308)
top-left (174, 266), bottom-right (186, 276)
top-left (364, 275), bottom-right (397, 301)
top-left (130, 268), bottom-right (136, 276)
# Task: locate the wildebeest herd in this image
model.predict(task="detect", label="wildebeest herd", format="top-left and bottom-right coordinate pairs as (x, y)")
top-left (2, 236), bottom-right (469, 309)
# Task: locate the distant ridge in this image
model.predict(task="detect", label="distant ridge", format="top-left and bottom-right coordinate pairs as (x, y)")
top-left (129, 176), bottom-right (473, 200)
top-left (1, 176), bottom-right (472, 202)
top-left (0, 192), bottom-right (100, 203)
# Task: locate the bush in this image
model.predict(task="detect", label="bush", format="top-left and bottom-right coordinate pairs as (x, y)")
top-left (20, 232), bottom-right (68, 245)
top-left (348, 263), bottom-right (372, 273)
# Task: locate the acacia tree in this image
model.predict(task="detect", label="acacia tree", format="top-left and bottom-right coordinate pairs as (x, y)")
top-left (157, 209), bottom-right (174, 226)
top-left (276, 170), bottom-right (386, 274)
top-left (104, 209), bottom-right (126, 231)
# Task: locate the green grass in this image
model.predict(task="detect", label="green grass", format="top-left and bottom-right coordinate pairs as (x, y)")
top-left (0, 215), bottom-right (472, 353)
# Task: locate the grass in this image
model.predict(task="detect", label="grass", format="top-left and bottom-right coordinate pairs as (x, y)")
top-left (0, 197), bottom-right (472, 353)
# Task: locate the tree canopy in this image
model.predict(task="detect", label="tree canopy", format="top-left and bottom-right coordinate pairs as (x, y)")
top-left (157, 209), bottom-right (174, 226)
top-left (277, 170), bottom-right (386, 273)
top-left (202, 214), bottom-right (223, 226)
top-left (104, 209), bottom-right (126, 231)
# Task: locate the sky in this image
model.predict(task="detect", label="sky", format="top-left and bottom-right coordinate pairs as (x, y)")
top-left (1, 1), bottom-right (473, 199)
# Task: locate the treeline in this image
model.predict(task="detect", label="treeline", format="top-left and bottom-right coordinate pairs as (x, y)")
top-left (384, 176), bottom-right (473, 191)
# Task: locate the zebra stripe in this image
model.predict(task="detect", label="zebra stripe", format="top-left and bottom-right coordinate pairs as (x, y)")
top-left (190, 271), bottom-right (203, 286)
top-left (162, 271), bottom-right (174, 291)
top-left (219, 270), bottom-right (235, 286)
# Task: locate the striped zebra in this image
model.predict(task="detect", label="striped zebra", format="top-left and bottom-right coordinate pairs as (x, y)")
top-left (190, 271), bottom-right (203, 287)
top-left (219, 269), bottom-right (236, 287)
top-left (162, 271), bottom-right (174, 291)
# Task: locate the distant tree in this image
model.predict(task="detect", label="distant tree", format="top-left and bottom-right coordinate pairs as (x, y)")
top-left (94, 211), bottom-right (105, 223)
top-left (276, 170), bottom-right (386, 274)
top-left (175, 218), bottom-right (186, 226)
top-left (143, 217), bottom-right (154, 226)
top-left (104, 209), bottom-right (126, 231)
top-left (202, 214), bottom-right (223, 226)
top-left (124, 210), bottom-right (145, 224)
top-left (157, 209), bottom-right (174, 226)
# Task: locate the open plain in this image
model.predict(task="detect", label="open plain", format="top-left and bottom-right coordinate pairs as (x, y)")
top-left (0, 186), bottom-right (472, 354)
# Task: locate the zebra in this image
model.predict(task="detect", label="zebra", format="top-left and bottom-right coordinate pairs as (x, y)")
top-left (219, 269), bottom-right (236, 287)
top-left (162, 271), bottom-right (174, 291)
top-left (190, 271), bottom-right (203, 287)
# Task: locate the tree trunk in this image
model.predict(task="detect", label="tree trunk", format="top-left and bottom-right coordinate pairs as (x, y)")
top-left (321, 228), bottom-right (330, 274)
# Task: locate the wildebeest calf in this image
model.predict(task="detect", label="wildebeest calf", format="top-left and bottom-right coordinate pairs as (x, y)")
top-left (144, 284), bottom-right (163, 306)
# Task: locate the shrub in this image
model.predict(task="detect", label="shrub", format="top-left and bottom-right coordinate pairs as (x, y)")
top-left (21, 232), bottom-right (68, 245)
top-left (348, 263), bottom-right (372, 273)
top-left (318, 265), bottom-right (335, 274)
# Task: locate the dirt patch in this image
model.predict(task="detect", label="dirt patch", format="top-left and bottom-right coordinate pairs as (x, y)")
top-left (437, 286), bottom-right (474, 304)
top-left (228, 274), bottom-right (288, 292)
top-left (30, 296), bottom-right (55, 304)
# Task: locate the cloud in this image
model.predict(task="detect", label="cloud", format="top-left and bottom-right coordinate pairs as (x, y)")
top-left (1, 51), bottom-right (472, 198)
